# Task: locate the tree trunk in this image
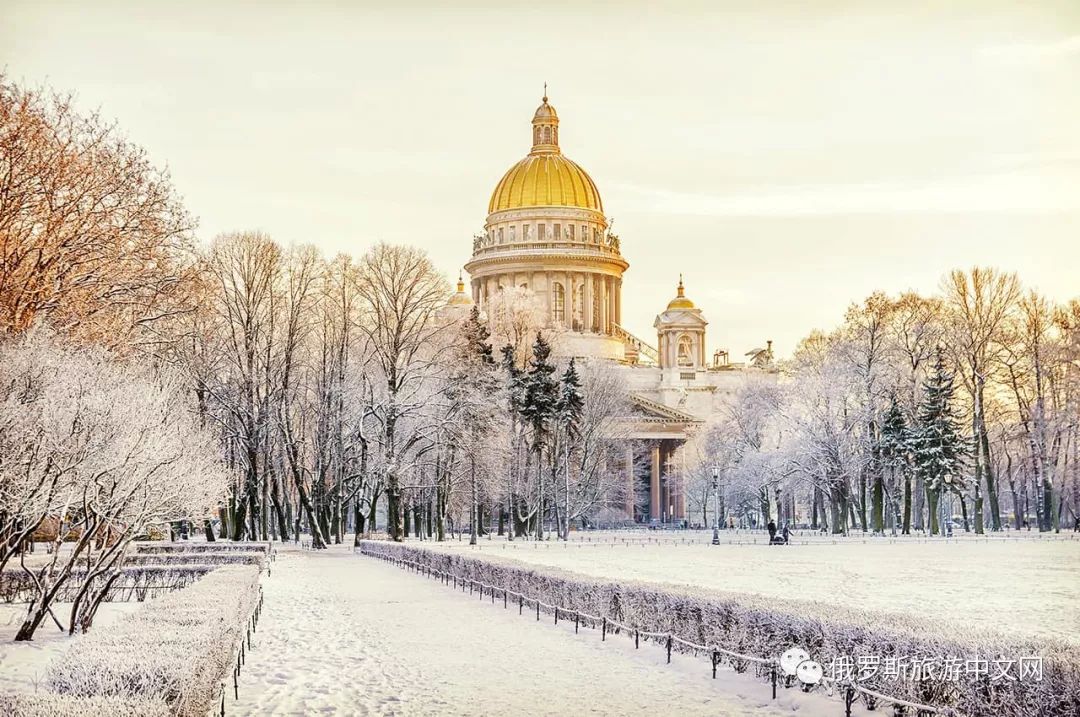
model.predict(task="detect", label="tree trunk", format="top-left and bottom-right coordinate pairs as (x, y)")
top-left (871, 473), bottom-right (884, 534)
top-left (927, 490), bottom-right (940, 535)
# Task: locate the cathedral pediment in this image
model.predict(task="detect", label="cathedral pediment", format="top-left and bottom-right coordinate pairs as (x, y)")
top-left (627, 392), bottom-right (702, 423)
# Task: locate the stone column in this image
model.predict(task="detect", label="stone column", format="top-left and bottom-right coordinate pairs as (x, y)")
top-left (608, 278), bottom-right (615, 334)
top-left (584, 273), bottom-right (593, 333)
top-left (615, 279), bottom-right (622, 326)
top-left (600, 277), bottom-right (609, 335)
top-left (661, 442), bottom-right (671, 522)
top-left (650, 443), bottom-right (661, 521)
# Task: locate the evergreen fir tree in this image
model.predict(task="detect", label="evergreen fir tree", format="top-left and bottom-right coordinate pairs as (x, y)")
top-left (450, 306), bottom-right (498, 545)
top-left (500, 344), bottom-right (526, 418)
top-left (500, 343), bottom-right (528, 539)
top-left (521, 332), bottom-right (558, 439)
top-left (911, 348), bottom-right (969, 535)
top-left (556, 358), bottom-right (584, 438)
top-left (879, 392), bottom-right (910, 535)
top-left (555, 358), bottom-right (585, 539)
top-left (521, 332), bottom-right (559, 538)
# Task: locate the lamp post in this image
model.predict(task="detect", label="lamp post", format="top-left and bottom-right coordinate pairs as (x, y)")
top-left (943, 474), bottom-right (954, 538)
top-left (711, 465), bottom-right (720, 545)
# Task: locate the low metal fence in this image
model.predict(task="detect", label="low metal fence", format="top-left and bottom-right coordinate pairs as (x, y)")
top-left (362, 545), bottom-right (957, 717)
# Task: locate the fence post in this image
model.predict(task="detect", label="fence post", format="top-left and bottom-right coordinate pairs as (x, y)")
top-left (771, 663), bottom-right (777, 699)
top-left (602, 617), bottom-right (607, 641)
top-left (536, 601), bottom-right (540, 621)
top-left (233, 667), bottom-right (238, 699)
top-left (666, 634), bottom-right (672, 663)
top-left (711, 650), bottom-right (718, 678)
top-left (555, 607), bottom-right (559, 625)
top-left (504, 590), bottom-right (507, 609)
top-left (575, 612), bottom-right (579, 634)
top-left (635, 629), bottom-right (639, 649)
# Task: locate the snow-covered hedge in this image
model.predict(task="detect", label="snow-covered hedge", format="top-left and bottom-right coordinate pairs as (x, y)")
top-left (47, 564), bottom-right (261, 716)
top-left (0, 565), bottom-right (216, 603)
top-left (0, 693), bottom-right (169, 717)
top-left (122, 552), bottom-right (265, 567)
top-left (134, 542), bottom-right (269, 554)
top-left (361, 541), bottom-right (1080, 717)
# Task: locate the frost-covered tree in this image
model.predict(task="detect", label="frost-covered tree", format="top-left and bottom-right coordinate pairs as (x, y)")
top-left (0, 329), bottom-right (227, 641)
top-left (521, 333), bottom-right (559, 538)
top-left (879, 393), bottom-right (911, 535)
top-left (448, 307), bottom-right (499, 545)
top-left (911, 349), bottom-right (969, 535)
top-left (353, 243), bottom-right (448, 541)
top-left (555, 359), bottom-right (584, 539)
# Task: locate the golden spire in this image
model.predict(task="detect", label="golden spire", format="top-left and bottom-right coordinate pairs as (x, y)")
top-left (448, 270), bottom-right (472, 306)
top-left (667, 274), bottom-right (695, 310)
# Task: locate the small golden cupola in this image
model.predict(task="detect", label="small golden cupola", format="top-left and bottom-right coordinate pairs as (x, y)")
top-left (447, 272), bottom-right (473, 306)
top-left (531, 88), bottom-right (559, 153)
top-left (666, 275), bottom-right (695, 310)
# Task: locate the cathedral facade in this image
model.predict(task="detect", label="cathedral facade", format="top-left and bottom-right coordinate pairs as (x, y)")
top-left (450, 94), bottom-right (774, 525)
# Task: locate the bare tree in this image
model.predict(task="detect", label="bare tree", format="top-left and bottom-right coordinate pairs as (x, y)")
top-left (352, 243), bottom-right (449, 541)
top-left (944, 267), bottom-right (1021, 532)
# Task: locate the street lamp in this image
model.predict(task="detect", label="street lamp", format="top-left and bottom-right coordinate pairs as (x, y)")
top-left (943, 475), bottom-right (954, 538)
top-left (711, 465), bottom-right (720, 545)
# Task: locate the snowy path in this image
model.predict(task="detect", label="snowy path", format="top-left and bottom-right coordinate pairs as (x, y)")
top-left (234, 544), bottom-right (853, 716)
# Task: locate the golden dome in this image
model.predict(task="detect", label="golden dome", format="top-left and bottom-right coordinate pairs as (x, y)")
top-left (487, 93), bottom-right (604, 215)
top-left (667, 275), bottom-right (695, 310)
top-left (447, 273), bottom-right (472, 306)
top-left (489, 154), bottom-right (603, 214)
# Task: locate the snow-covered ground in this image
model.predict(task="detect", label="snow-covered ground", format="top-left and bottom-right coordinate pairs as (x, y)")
top-left (0, 601), bottom-right (145, 695)
top-left (416, 531), bottom-right (1080, 643)
top-left (234, 544), bottom-right (865, 716)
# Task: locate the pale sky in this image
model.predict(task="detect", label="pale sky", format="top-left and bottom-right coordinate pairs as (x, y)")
top-left (3, 1), bottom-right (1078, 358)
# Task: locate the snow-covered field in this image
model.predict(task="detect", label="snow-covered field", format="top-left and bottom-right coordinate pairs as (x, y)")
top-left (0, 601), bottom-right (145, 695)
top-left (234, 544), bottom-right (866, 716)
top-left (416, 531), bottom-right (1080, 643)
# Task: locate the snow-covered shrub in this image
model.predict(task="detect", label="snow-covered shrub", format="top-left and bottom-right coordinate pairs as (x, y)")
top-left (122, 552), bottom-right (265, 567)
top-left (47, 565), bottom-right (260, 716)
top-left (1, 565), bottom-right (216, 603)
top-left (133, 542), bottom-right (269, 554)
top-left (362, 541), bottom-right (1080, 717)
top-left (0, 693), bottom-right (170, 717)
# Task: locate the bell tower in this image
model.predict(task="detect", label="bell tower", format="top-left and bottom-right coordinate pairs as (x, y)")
top-left (655, 275), bottom-right (708, 387)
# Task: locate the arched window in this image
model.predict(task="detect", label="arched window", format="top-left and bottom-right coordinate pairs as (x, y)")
top-left (534, 127), bottom-right (541, 145)
top-left (543, 126), bottom-right (552, 143)
top-left (677, 336), bottom-right (695, 367)
top-left (552, 282), bottom-right (565, 324)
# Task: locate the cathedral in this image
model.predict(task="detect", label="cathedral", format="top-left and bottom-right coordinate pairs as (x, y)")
top-left (446, 94), bottom-right (775, 525)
